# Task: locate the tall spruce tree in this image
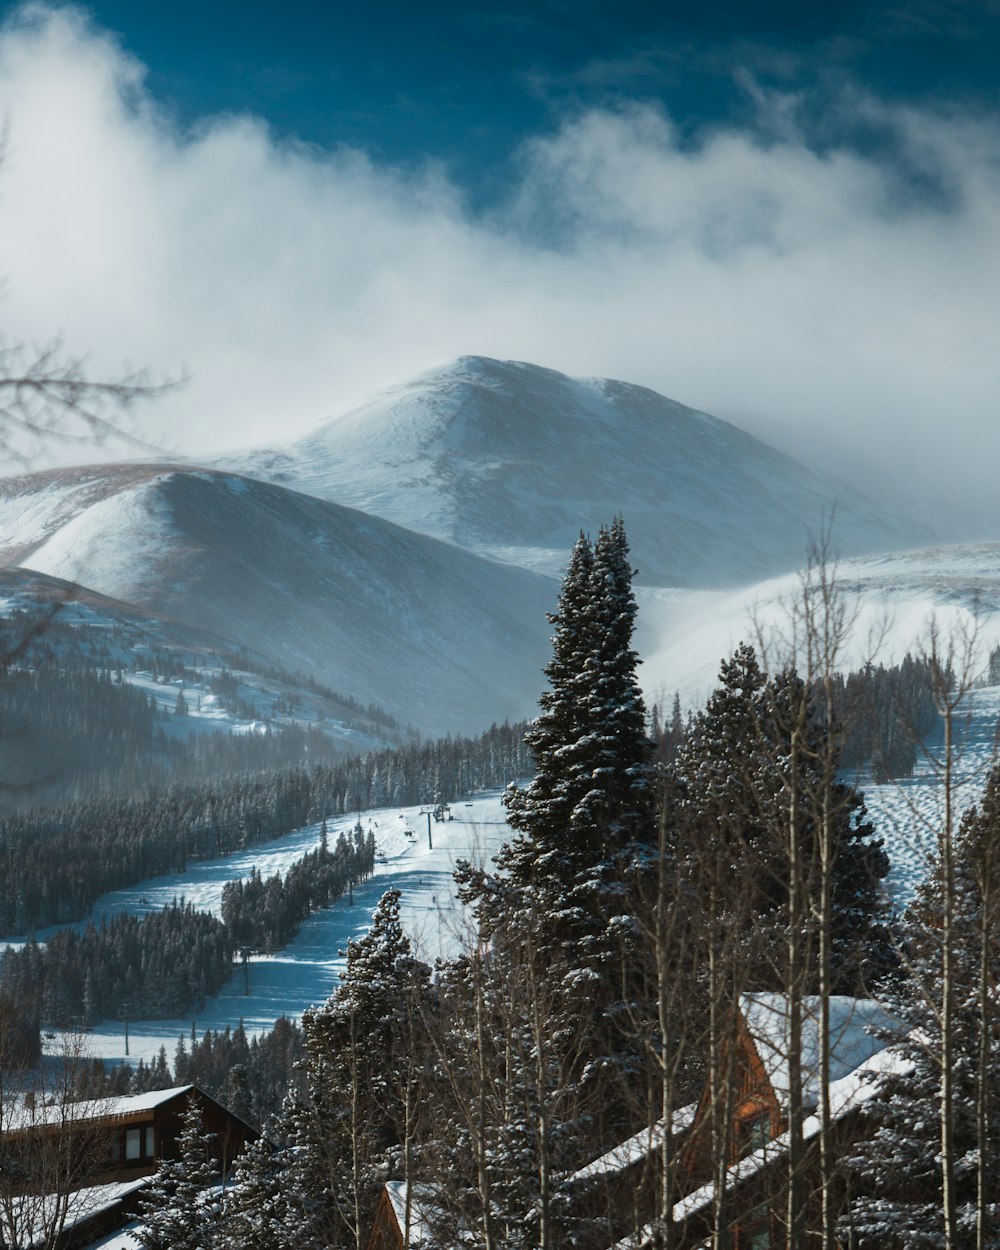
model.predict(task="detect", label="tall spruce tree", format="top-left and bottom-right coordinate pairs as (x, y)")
top-left (453, 518), bottom-right (654, 1173)
top-left (495, 518), bottom-right (653, 947)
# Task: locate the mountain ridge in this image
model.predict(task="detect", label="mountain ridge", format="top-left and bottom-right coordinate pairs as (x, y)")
top-left (0, 464), bottom-right (556, 737)
top-left (218, 355), bottom-right (933, 587)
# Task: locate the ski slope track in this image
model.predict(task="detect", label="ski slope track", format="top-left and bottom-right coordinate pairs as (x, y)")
top-left (0, 464), bottom-right (556, 736)
top-left (221, 356), bottom-right (931, 588)
top-left (17, 792), bottom-right (514, 1067)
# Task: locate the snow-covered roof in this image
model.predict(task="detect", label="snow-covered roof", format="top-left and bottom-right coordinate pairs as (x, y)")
top-left (738, 993), bottom-right (901, 1110)
top-left (384, 1180), bottom-right (442, 1247)
top-left (603, 1040), bottom-right (913, 1250)
top-left (673, 1042), bottom-right (912, 1225)
top-left (569, 1103), bottom-right (697, 1184)
top-left (7, 1177), bottom-right (148, 1247)
top-left (6, 1085), bottom-right (193, 1131)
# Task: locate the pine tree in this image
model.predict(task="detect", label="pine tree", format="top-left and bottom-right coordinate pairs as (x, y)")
top-left (262, 889), bottom-right (431, 1248)
top-left (217, 1117), bottom-right (300, 1250)
top-left (135, 1097), bottom-right (222, 1250)
top-left (452, 519), bottom-right (655, 1186)
top-left (667, 643), bottom-right (890, 994)
top-left (494, 519), bottom-right (653, 952)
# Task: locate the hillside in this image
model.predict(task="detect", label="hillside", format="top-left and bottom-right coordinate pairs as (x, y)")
top-left (637, 539), bottom-right (1000, 712)
top-left (0, 465), bottom-right (556, 737)
top-left (221, 355), bottom-right (931, 587)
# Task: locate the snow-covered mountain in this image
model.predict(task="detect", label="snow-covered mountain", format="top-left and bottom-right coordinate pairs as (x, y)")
top-left (220, 356), bottom-right (931, 588)
top-left (0, 464), bottom-right (556, 736)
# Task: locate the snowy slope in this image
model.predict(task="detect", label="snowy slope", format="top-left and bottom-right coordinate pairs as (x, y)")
top-left (23, 791), bottom-right (513, 1067)
top-left (635, 541), bottom-right (1000, 907)
top-left (0, 465), bottom-right (556, 736)
top-left (0, 567), bottom-right (398, 749)
top-left (219, 356), bottom-right (931, 588)
top-left (636, 540), bottom-right (1000, 714)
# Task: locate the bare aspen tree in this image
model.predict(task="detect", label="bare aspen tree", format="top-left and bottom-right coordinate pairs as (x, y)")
top-left (425, 897), bottom-right (597, 1250)
top-left (0, 1033), bottom-right (116, 1250)
top-left (779, 550), bottom-right (858, 1250)
top-left (754, 542), bottom-right (887, 1250)
top-left (925, 617), bottom-right (980, 1250)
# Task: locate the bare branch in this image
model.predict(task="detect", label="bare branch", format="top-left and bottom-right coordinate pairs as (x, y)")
top-left (0, 338), bottom-right (183, 466)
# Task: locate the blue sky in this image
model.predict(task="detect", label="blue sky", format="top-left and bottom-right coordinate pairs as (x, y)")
top-left (0, 2), bottom-right (997, 524)
top-left (28, 1), bottom-right (1000, 205)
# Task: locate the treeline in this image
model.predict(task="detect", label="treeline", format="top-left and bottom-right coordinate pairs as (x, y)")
top-left (173, 1016), bottom-right (304, 1129)
top-left (834, 652), bottom-right (942, 780)
top-left (222, 823), bottom-right (375, 953)
top-left (652, 652), bottom-right (942, 782)
top-left (0, 720), bottom-right (530, 936)
top-left (0, 902), bottom-right (232, 1026)
top-left (0, 609), bottom-right (406, 807)
top-left (0, 825), bottom-right (375, 1027)
top-left (0, 655), bottom-right (353, 801)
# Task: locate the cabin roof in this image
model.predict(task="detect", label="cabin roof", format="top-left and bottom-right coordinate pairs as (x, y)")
top-left (738, 993), bottom-right (902, 1110)
top-left (605, 1041), bottom-right (913, 1250)
top-left (4, 1085), bottom-right (195, 1132)
top-left (8, 1177), bottom-right (148, 1246)
top-left (384, 1180), bottom-right (441, 1247)
top-left (568, 1102), bottom-right (697, 1184)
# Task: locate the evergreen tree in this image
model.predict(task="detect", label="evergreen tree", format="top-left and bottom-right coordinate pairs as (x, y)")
top-left (217, 1118), bottom-right (300, 1250)
top-left (135, 1097), bottom-right (222, 1250)
top-left (667, 643), bottom-right (890, 993)
top-left (257, 889), bottom-right (431, 1248)
top-left (492, 519), bottom-right (653, 952)
top-left (452, 519), bottom-right (654, 1182)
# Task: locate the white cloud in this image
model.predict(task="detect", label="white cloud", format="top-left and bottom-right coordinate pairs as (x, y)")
top-left (0, 4), bottom-right (998, 536)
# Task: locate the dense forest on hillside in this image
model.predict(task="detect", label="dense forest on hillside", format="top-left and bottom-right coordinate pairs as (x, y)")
top-left (0, 720), bottom-right (531, 935)
top-left (119, 524), bottom-right (994, 1250)
top-left (2, 523), bottom-right (992, 1250)
top-left (0, 608), bottom-right (405, 805)
top-left (0, 824), bottom-right (373, 1037)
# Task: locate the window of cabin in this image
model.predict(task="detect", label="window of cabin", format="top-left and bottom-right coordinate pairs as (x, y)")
top-left (146, 1125), bottom-right (155, 1157)
top-left (125, 1128), bottom-right (142, 1160)
top-left (738, 1111), bottom-right (772, 1157)
top-left (743, 1204), bottom-right (772, 1249)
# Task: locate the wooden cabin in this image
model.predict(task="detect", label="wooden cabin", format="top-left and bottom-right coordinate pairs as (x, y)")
top-left (367, 1181), bottom-right (439, 1250)
top-left (675, 994), bottom-right (902, 1249)
top-left (364, 996), bottom-right (904, 1250)
top-left (2, 1084), bottom-right (256, 1250)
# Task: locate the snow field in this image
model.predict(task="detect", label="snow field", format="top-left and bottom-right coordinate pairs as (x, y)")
top-left (24, 681), bottom-right (1000, 1069)
top-left (858, 684), bottom-right (1000, 904)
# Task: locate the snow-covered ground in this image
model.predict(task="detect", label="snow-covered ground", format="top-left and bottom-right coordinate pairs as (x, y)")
top-left (29, 793), bottom-right (511, 1067)
top-left (859, 684), bottom-right (1000, 905)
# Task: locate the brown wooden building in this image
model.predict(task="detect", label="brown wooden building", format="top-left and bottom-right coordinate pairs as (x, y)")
top-left (663, 994), bottom-right (903, 1250)
top-left (363, 996), bottom-right (904, 1250)
top-left (2, 1083), bottom-right (256, 1250)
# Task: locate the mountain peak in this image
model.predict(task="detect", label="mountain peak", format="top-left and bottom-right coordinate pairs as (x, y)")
top-left (221, 357), bottom-right (932, 588)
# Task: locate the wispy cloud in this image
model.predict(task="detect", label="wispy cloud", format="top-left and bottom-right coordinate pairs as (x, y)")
top-left (0, 4), bottom-right (998, 535)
